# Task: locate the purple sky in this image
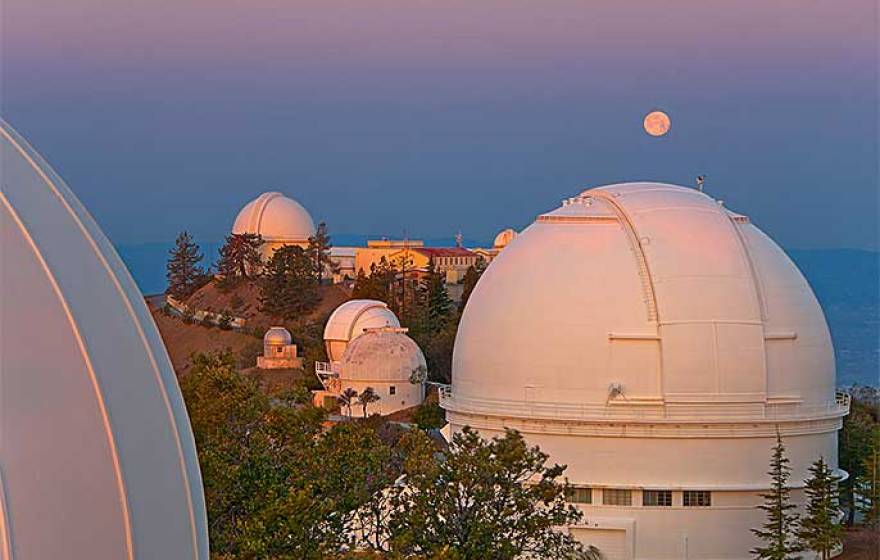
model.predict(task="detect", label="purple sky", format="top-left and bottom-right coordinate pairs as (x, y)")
top-left (3, 1), bottom-right (877, 248)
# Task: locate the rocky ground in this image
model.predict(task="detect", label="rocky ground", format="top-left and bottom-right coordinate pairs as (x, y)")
top-left (839, 527), bottom-right (878, 559)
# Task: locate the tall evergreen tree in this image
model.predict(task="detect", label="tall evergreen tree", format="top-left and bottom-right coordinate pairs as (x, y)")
top-left (166, 231), bottom-right (205, 300)
top-left (752, 433), bottom-right (802, 560)
top-left (259, 245), bottom-right (319, 319)
top-left (459, 257), bottom-right (486, 310)
top-left (216, 232), bottom-right (263, 285)
top-left (307, 222), bottom-right (336, 284)
top-left (796, 457), bottom-right (842, 559)
top-left (421, 258), bottom-right (453, 332)
top-left (856, 427), bottom-right (880, 527)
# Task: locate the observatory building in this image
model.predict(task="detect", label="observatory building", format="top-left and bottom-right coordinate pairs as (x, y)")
top-left (257, 326), bottom-right (303, 369)
top-left (323, 299), bottom-right (401, 363)
top-left (232, 191), bottom-right (316, 259)
top-left (315, 300), bottom-right (425, 416)
top-left (471, 227), bottom-right (518, 264)
top-left (0, 121), bottom-right (208, 559)
top-left (337, 327), bottom-right (427, 417)
top-left (441, 182), bottom-right (849, 559)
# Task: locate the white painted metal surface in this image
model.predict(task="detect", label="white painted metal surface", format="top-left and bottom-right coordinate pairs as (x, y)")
top-left (0, 120), bottom-right (208, 560)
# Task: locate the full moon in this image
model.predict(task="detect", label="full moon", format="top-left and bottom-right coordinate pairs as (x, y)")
top-left (644, 110), bottom-right (671, 136)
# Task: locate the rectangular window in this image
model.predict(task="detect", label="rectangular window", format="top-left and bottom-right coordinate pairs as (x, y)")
top-left (603, 489), bottom-right (632, 506)
top-left (643, 490), bottom-right (673, 507)
top-left (683, 490), bottom-right (711, 507)
top-left (565, 487), bottom-right (592, 504)
top-left (389, 386), bottom-right (396, 395)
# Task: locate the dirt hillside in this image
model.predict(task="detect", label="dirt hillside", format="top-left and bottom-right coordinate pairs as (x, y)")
top-left (149, 301), bottom-right (261, 376)
top-left (185, 280), bottom-right (350, 330)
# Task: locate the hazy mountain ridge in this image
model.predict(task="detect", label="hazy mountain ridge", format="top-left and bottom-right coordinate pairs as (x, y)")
top-left (117, 243), bottom-right (878, 387)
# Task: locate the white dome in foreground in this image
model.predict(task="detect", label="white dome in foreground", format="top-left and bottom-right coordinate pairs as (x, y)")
top-left (0, 121), bottom-right (208, 558)
top-left (444, 182), bottom-right (848, 560)
top-left (232, 191), bottom-right (315, 243)
top-left (324, 299), bottom-right (401, 362)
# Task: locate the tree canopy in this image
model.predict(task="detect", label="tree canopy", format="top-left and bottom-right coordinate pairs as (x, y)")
top-left (259, 244), bottom-right (320, 319)
top-left (216, 233), bottom-right (264, 286)
top-left (388, 427), bottom-right (588, 559)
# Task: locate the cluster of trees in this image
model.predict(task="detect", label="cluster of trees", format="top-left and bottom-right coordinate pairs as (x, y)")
top-left (181, 352), bottom-right (599, 560)
top-left (839, 386), bottom-right (880, 527)
top-left (165, 224), bottom-right (337, 320)
top-left (752, 401), bottom-right (880, 560)
top-left (752, 435), bottom-right (841, 560)
top-left (337, 386), bottom-right (381, 418)
top-left (352, 257), bottom-right (487, 383)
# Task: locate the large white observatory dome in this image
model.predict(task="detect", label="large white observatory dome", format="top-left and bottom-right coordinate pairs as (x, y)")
top-left (0, 121), bottom-right (208, 559)
top-left (444, 182), bottom-right (847, 559)
top-left (453, 182), bottom-right (835, 409)
top-left (324, 299), bottom-right (401, 362)
top-left (232, 191), bottom-right (316, 243)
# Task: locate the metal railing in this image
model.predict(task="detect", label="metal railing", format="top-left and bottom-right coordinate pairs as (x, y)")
top-left (315, 361), bottom-right (337, 375)
top-left (437, 385), bottom-right (851, 423)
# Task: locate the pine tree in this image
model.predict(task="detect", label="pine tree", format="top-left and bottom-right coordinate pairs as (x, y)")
top-left (752, 433), bottom-right (801, 560)
top-left (352, 259), bottom-right (394, 305)
top-left (166, 231), bottom-right (205, 300)
top-left (460, 258), bottom-right (486, 311)
top-left (856, 427), bottom-right (880, 527)
top-left (307, 222), bottom-right (336, 284)
top-left (796, 457), bottom-right (842, 559)
top-left (216, 233), bottom-right (263, 286)
top-left (421, 259), bottom-right (452, 332)
top-left (259, 245), bottom-right (319, 319)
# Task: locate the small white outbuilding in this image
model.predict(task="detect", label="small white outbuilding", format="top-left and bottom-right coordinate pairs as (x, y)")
top-left (256, 326), bottom-right (302, 369)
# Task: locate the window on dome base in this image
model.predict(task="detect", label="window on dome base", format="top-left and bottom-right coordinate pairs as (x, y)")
top-left (603, 489), bottom-right (632, 506)
top-left (683, 490), bottom-right (712, 507)
top-left (565, 487), bottom-right (592, 504)
top-left (643, 490), bottom-right (672, 507)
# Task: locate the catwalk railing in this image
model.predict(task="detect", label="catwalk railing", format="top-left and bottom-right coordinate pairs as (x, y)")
top-left (437, 386), bottom-right (851, 423)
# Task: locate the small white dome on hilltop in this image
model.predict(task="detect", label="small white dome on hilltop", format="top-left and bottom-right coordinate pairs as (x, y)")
top-left (324, 299), bottom-right (401, 362)
top-left (264, 326), bottom-right (292, 346)
top-left (232, 191), bottom-right (316, 243)
top-left (493, 228), bottom-right (517, 249)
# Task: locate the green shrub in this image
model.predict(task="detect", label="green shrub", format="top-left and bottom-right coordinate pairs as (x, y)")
top-left (412, 401), bottom-right (446, 431)
top-left (218, 309), bottom-right (233, 330)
